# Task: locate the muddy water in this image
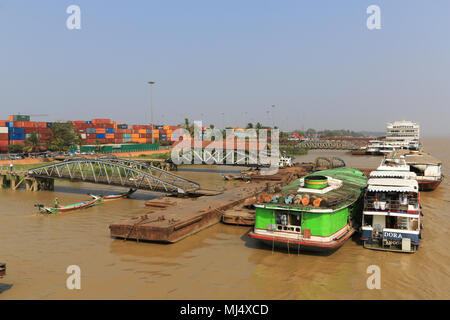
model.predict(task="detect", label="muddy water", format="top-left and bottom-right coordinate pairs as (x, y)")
top-left (0, 137), bottom-right (449, 299)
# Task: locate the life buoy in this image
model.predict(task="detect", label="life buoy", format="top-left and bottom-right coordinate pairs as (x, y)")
top-left (301, 196), bottom-right (310, 206)
top-left (313, 198), bottom-right (322, 207)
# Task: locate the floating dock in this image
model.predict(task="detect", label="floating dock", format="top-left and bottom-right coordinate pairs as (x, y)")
top-left (109, 166), bottom-right (311, 243)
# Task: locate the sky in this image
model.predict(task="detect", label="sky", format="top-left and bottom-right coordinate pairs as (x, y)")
top-left (0, 0), bottom-right (449, 135)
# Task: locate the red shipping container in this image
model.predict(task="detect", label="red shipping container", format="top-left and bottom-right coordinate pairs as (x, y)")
top-left (10, 140), bottom-right (25, 146)
top-left (0, 133), bottom-right (8, 140)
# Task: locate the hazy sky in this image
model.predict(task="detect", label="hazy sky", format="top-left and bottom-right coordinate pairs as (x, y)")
top-left (1, 1), bottom-right (449, 135)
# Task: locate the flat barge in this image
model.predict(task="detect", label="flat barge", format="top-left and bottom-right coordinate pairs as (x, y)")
top-left (109, 166), bottom-right (311, 243)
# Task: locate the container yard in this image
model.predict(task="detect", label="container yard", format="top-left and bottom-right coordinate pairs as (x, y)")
top-left (0, 115), bottom-right (181, 154)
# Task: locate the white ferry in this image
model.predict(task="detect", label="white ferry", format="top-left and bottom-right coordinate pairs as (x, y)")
top-left (360, 157), bottom-right (422, 253)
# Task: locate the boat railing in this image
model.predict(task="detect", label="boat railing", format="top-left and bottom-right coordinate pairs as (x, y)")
top-left (364, 196), bottom-right (419, 213)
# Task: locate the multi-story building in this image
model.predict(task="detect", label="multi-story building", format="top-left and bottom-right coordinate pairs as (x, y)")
top-left (385, 121), bottom-right (420, 148)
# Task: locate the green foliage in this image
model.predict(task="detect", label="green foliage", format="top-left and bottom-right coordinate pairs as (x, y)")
top-left (24, 132), bottom-right (44, 154)
top-left (8, 144), bottom-right (24, 153)
top-left (279, 145), bottom-right (308, 156)
top-left (47, 122), bottom-right (77, 152)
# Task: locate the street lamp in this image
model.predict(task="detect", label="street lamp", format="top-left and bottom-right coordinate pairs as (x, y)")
top-left (271, 104), bottom-right (275, 128)
top-left (148, 81), bottom-right (155, 144)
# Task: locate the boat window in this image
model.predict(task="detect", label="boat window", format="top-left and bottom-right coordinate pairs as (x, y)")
top-left (289, 213), bottom-right (301, 227)
top-left (363, 215), bottom-right (373, 226)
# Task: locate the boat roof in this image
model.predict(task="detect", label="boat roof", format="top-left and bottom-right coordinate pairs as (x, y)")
top-left (367, 177), bottom-right (418, 193)
top-left (376, 157), bottom-right (410, 171)
top-left (391, 150), bottom-right (441, 165)
top-left (369, 170), bottom-right (417, 179)
top-left (256, 168), bottom-right (367, 212)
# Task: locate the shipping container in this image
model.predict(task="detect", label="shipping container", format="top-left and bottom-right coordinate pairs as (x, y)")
top-left (9, 115), bottom-right (30, 122)
top-left (96, 133), bottom-right (106, 139)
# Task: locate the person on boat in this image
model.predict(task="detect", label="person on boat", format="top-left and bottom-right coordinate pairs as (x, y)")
top-left (54, 198), bottom-right (60, 208)
top-left (9, 163), bottom-right (13, 173)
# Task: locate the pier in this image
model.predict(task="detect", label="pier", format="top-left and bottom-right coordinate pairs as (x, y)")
top-left (0, 168), bottom-right (54, 191)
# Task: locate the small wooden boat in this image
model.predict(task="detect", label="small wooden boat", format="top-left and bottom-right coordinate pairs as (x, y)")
top-left (35, 195), bottom-right (101, 214)
top-left (221, 174), bottom-right (250, 181)
top-left (0, 262), bottom-right (5, 278)
top-left (101, 189), bottom-right (137, 201)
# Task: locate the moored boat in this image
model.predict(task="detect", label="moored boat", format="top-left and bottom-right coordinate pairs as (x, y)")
top-left (248, 168), bottom-right (367, 253)
top-left (361, 158), bottom-right (422, 253)
top-left (392, 150), bottom-right (443, 191)
top-left (100, 188), bottom-right (137, 200)
top-left (0, 262), bottom-right (5, 278)
top-left (36, 195), bottom-right (102, 214)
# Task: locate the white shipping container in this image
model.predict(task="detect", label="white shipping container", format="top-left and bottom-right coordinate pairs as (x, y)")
top-left (0, 127), bottom-right (8, 134)
top-left (81, 133), bottom-right (87, 139)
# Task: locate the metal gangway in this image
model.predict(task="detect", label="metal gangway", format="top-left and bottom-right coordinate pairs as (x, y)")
top-left (27, 156), bottom-right (200, 194)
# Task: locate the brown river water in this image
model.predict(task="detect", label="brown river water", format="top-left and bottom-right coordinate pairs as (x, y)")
top-left (0, 137), bottom-right (449, 299)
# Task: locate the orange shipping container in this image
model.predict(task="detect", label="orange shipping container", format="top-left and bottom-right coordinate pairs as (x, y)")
top-left (96, 128), bottom-right (106, 134)
top-left (105, 133), bottom-right (114, 139)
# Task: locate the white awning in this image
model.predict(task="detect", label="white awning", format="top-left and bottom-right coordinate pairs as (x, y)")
top-left (367, 185), bottom-right (417, 193)
top-left (370, 171), bottom-right (417, 179)
top-left (367, 178), bottom-right (418, 188)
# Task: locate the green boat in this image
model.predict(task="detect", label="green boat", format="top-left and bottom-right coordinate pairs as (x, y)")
top-left (248, 168), bottom-right (367, 253)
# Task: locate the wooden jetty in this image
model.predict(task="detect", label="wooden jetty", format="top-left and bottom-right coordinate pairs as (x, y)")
top-left (0, 168), bottom-right (54, 191)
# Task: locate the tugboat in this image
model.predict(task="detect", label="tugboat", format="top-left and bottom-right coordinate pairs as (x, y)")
top-left (248, 168), bottom-right (367, 253)
top-left (360, 158), bottom-right (422, 253)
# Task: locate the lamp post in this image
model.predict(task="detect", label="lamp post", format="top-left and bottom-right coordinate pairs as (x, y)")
top-left (148, 81), bottom-right (155, 144)
top-left (271, 104), bottom-right (275, 128)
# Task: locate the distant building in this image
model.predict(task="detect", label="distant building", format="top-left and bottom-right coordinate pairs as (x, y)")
top-left (385, 121), bottom-right (420, 148)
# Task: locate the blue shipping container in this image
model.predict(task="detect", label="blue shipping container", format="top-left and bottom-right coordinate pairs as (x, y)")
top-left (87, 128), bottom-right (96, 134)
top-left (9, 127), bottom-right (25, 134)
top-left (106, 128), bottom-right (114, 133)
top-left (10, 134), bottom-right (25, 140)
top-left (96, 133), bottom-right (106, 139)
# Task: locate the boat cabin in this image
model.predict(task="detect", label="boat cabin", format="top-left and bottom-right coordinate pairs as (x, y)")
top-left (361, 177), bottom-right (421, 252)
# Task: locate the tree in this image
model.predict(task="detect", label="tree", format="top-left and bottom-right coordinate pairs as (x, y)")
top-left (246, 123), bottom-right (254, 129)
top-left (47, 122), bottom-right (77, 152)
top-left (94, 139), bottom-right (103, 153)
top-left (24, 132), bottom-right (44, 154)
top-left (8, 144), bottom-right (24, 154)
top-left (255, 122), bottom-right (262, 130)
top-left (181, 118), bottom-right (194, 136)
top-left (74, 133), bottom-right (83, 153)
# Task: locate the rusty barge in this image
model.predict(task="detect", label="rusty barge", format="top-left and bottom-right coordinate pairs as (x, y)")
top-left (109, 166), bottom-right (312, 243)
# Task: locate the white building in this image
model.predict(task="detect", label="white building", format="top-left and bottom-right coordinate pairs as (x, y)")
top-left (385, 121), bottom-right (420, 148)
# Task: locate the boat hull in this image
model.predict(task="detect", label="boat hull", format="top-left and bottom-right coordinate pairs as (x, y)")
top-left (418, 178), bottom-right (442, 191)
top-left (0, 262), bottom-right (5, 278)
top-left (102, 189), bottom-right (137, 200)
top-left (41, 197), bottom-right (100, 214)
top-left (363, 240), bottom-right (419, 253)
top-left (248, 228), bottom-right (355, 253)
